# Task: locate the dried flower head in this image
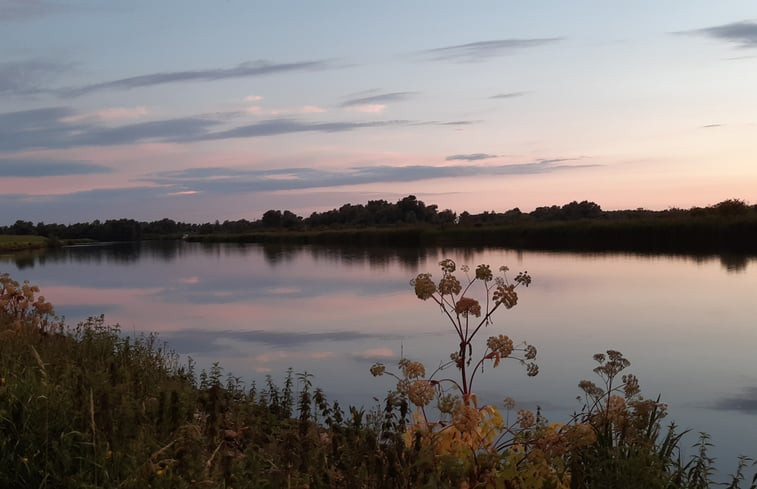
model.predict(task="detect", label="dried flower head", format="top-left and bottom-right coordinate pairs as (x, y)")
top-left (438, 275), bottom-right (462, 296)
top-left (455, 297), bottom-right (481, 317)
top-left (517, 409), bottom-right (535, 429)
top-left (407, 380), bottom-right (435, 407)
top-left (475, 264), bottom-right (493, 281)
top-left (369, 363), bottom-right (386, 377)
top-left (486, 335), bottom-right (514, 357)
top-left (622, 374), bottom-right (640, 398)
top-left (514, 271), bottom-right (532, 287)
top-left (439, 258), bottom-right (456, 274)
top-left (493, 285), bottom-right (518, 309)
top-left (399, 359), bottom-right (426, 379)
top-left (412, 273), bottom-right (436, 300)
top-left (526, 363), bottom-right (539, 377)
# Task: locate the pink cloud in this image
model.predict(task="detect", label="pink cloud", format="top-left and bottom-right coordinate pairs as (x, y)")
top-left (346, 104), bottom-right (386, 113)
top-left (244, 95), bottom-right (263, 102)
top-left (302, 105), bottom-right (327, 113)
top-left (352, 348), bottom-right (394, 360)
top-left (62, 106), bottom-right (150, 123)
top-left (245, 105), bottom-right (328, 116)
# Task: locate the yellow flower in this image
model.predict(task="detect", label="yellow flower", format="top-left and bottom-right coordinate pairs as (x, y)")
top-left (105, 450), bottom-right (113, 460)
top-left (21, 457), bottom-right (29, 464)
top-left (0, 377), bottom-right (5, 386)
top-left (156, 469), bottom-right (165, 477)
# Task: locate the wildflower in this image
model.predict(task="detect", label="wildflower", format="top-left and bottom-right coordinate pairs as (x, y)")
top-left (21, 457), bottom-right (29, 464)
top-left (439, 258), bottom-right (456, 273)
top-left (475, 264), bottom-right (493, 281)
top-left (412, 273), bottom-right (436, 300)
top-left (524, 344), bottom-right (537, 360)
top-left (105, 450), bottom-right (113, 460)
top-left (454, 297), bottom-right (481, 317)
top-left (399, 359), bottom-right (425, 379)
top-left (486, 335), bottom-right (514, 357)
top-left (0, 377), bottom-right (5, 386)
top-left (503, 397), bottom-right (516, 410)
top-left (514, 271), bottom-right (532, 287)
top-left (369, 363), bottom-right (385, 377)
top-left (622, 374), bottom-right (640, 398)
top-left (438, 276), bottom-right (462, 295)
top-left (526, 363), bottom-right (539, 377)
top-left (517, 409), bottom-right (535, 429)
top-left (493, 285), bottom-right (518, 308)
top-left (578, 380), bottom-right (604, 398)
top-left (407, 380), bottom-right (435, 407)
top-left (156, 469), bottom-right (165, 477)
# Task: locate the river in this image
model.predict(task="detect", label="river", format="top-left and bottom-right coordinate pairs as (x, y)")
top-left (3, 241), bottom-right (756, 470)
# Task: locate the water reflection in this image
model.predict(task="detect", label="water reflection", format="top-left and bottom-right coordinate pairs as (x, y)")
top-left (3, 241), bottom-right (755, 274)
top-left (3, 240), bottom-right (757, 465)
top-left (713, 387), bottom-right (757, 414)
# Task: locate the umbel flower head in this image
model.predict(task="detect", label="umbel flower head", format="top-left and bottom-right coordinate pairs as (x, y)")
top-left (455, 297), bottom-right (481, 317)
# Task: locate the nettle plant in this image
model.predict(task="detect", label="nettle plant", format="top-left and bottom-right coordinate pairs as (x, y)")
top-left (371, 260), bottom-right (539, 453)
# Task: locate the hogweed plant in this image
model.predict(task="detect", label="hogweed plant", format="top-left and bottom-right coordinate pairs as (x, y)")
top-left (370, 259), bottom-right (573, 486)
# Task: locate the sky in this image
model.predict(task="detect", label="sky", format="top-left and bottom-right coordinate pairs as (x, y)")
top-left (1, 0), bottom-right (757, 225)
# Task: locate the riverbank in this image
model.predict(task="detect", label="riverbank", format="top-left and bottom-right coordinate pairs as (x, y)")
top-left (185, 214), bottom-right (757, 253)
top-left (0, 235), bottom-right (51, 253)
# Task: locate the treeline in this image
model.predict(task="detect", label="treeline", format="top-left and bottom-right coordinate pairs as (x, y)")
top-left (1, 196), bottom-right (755, 243)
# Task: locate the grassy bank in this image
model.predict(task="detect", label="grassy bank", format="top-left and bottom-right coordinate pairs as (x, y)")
top-left (185, 214), bottom-right (757, 254)
top-left (0, 235), bottom-right (51, 253)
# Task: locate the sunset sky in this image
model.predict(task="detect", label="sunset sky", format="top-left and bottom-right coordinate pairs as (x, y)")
top-left (2, 1), bottom-right (757, 224)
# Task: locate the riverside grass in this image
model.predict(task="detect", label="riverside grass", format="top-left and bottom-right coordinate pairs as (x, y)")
top-left (0, 235), bottom-right (49, 253)
top-left (1, 271), bottom-right (756, 488)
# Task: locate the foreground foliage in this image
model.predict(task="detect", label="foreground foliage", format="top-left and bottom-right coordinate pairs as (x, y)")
top-left (1, 270), bottom-right (755, 488)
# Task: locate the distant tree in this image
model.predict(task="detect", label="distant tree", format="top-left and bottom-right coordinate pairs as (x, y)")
top-left (712, 199), bottom-right (749, 216)
top-left (10, 220), bottom-right (36, 235)
top-left (262, 210), bottom-right (283, 228)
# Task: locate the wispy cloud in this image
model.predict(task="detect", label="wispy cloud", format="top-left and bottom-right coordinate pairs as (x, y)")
top-left (490, 91), bottom-right (528, 99)
top-left (446, 153), bottom-right (498, 161)
top-left (61, 106), bottom-right (150, 123)
top-left (0, 107), bottom-right (469, 151)
top-left (422, 38), bottom-right (561, 62)
top-left (64, 59), bottom-right (336, 96)
top-left (341, 91), bottom-right (417, 107)
top-left (701, 123), bottom-right (723, 129)
top-left (683, 21), bottom-right (757, 48)
top-left (0, 59), bottom-right (72, 95)
top-left (0, 157), bottom-right (112, 177)
top-left (245, 105), bottom-right (327, 116)
top-left (146, 159), bottom-right (595, 193)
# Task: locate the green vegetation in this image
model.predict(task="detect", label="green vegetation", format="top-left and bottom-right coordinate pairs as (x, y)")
top-left (3, 197), bottom-right (757, 253)
top-left (0, 235), bottom-right (51, 253)
top-left (2, 266), bottom-right (756, 488)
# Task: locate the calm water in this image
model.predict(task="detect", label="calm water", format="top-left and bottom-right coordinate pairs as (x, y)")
top-left (3, 241), bottom-right (757, 468)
